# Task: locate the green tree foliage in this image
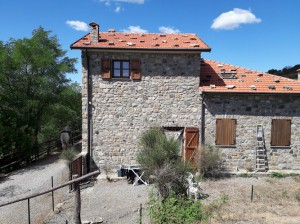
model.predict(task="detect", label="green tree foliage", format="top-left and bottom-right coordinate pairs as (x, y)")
top-left (268, 64), bottom-right (300, 79)
top-left (0, 27), bottom-right (80, 158)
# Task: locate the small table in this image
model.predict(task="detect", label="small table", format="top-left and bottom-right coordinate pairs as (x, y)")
top-left (123, 165), bottom-right (148, 186)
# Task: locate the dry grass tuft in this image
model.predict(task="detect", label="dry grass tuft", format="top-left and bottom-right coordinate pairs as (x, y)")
top-left (200, 175), bottom-right (300, 224)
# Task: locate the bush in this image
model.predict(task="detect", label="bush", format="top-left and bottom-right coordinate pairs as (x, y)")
top-left (271, 172), bottom-right (285, 178)
top-left (194, 144), bottom-right (221, 177)
top-left (148, 191), bottom-right (204, 224)
top-left (60, 148), bottom-right (77, 162)
top-left (137, 127), bottom-right (190, 197)
top-left (151, 162), bottom-right (190, 198)
top-left (137, 127), bottom-right (180, 175)
top-left (294, 189), bottom-right (300, 202)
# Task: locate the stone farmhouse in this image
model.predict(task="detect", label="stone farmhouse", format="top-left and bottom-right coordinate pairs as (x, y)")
top-left (71, 22), bottom-right (300, 173)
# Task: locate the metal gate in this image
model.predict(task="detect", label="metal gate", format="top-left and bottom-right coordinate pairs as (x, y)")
top-left (71, 155), bottom-right (82, 177)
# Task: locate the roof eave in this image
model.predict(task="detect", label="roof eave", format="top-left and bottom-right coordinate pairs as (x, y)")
top-left (200, 89), bottom-right (300, 94)
top-left (70, 45), bottom-right (211, 53)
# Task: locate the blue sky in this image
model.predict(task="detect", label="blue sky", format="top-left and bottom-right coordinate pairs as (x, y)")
top-left (1, 0), bottom-right (299, 84)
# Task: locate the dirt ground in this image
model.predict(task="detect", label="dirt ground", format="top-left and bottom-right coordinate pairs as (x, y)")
top-left (200, 174), bottom-right (300, 224)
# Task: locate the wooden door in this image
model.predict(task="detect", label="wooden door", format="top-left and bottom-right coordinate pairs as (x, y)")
top-left (185, 127), bottom-right (199, 165)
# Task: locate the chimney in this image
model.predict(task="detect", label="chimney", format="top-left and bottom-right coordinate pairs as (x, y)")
top-left (297, 69), bottom-right (300, 81)
top-left (89, 22), bottom-right (99, 44)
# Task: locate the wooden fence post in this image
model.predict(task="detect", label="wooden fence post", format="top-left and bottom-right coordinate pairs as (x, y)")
top-left (73, 174), bottom-right (81, 224)
top-left (51, 176), bottom-right (54, 211)
top-left (28, 198), bottom-right (31, 224)
top-left (139, 203), bottom-right (142, 224)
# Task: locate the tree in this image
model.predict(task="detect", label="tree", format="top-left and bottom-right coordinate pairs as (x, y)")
top-left (0, 27), bottom-right (78, 159)
top-left (268, 64), bottom-right (300, 79)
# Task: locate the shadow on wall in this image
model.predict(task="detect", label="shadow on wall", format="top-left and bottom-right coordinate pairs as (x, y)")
top-left (204, 94), bottom-right (300, 117)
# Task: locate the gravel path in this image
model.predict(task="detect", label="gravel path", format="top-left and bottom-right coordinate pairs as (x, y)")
top-left (0, 153), bottom-right (69, 224)
top-left (45, 177), bottom-right (151, 224)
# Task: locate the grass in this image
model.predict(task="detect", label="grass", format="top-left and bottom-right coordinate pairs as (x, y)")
top-left (238, 173), bottom-right (254, 178)
top-left (200, 175), bottom-right (300, 223)
top-left (270, 172), bottom-right (286, 178)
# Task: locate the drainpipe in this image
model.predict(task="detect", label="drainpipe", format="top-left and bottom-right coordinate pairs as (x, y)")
top-left (86, 49), bottom-right (91, 173)
top-left (201, 93), bottom-right (206, 145)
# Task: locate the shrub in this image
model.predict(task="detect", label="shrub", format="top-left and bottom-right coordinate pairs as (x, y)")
top-left (137, 127), bottom-right (180, 175)
top-left (148, 191), bottom-right (204, 224)
top-left (194, 144), bottom-right (221, 177)
top-left (151, 162), bottom-right (190, 198)
top-left (60, 148), bottom-right (77, 163)
top-left (137, 127), bottom-right (190, 197)
top-left (294, 189), bottom-right (300, 202)
top-left (245, 162), bottom-right (254, 172)
top-left (271, 172), bottom-right (285, 178)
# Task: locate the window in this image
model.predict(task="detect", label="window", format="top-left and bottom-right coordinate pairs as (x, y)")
top-left (101, 59), bottom-right (141, 80)
top-left (113, 60), bottom-right (130, 78)
top-left (216, 119), bottom-right (236, 146)
top-left (271, 119), bottom-right (291, 146)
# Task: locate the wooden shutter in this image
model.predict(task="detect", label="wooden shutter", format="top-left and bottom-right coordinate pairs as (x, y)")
top-left (101, 59), bottom-right (111, 79)
top-left (185, 127), bottom-right (199, 165)
top-left (271, 119), bottom-right (291, 146)
top-left (130, 59), bottom-right (141, 80)
top-left (216, 119), bottom-right (236, 145)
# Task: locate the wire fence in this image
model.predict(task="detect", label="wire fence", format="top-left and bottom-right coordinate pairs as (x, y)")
top-left (0, 171), bottom-right (99, 224)
top-left (0, 176), bottom-right (69, 224)
top-left (0, 131), bottom-right (82, 174)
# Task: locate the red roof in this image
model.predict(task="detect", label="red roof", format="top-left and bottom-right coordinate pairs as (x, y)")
top-left (71, 31), bottom-right (211, 52)
top-left (200, 59), bottom-right (300, 94)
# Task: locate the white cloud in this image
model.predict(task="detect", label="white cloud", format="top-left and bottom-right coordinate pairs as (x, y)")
top-left (211, 8), bottom-right (262, 30)
top-left (100, 0), bottom-right (144, 5)
top-left (114, 6), bottom-right (123, 13)
top-left (159, 26), bottom-right (181, 34)
top-left (121, 26), bottom-right (148, 33)
top-left (66, 20), bottom-right (89, 31)
top-left (100, 0), bottom-right (144, 13)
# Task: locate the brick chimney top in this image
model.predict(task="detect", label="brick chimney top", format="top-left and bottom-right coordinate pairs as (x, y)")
top-left (89, 22), bottom-right (100, 44)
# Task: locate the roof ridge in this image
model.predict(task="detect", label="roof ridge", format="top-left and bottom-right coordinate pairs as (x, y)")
top-left (200, 58), bottom-right (300, 94)
top-left (99, 32), bottom-right (197, 35)
top-left (203, 58), bottom-right (266, 75)
top-left (203, 58), bottom-right (300, 81)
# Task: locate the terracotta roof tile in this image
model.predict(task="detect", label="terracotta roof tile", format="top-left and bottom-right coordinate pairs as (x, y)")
top-left (71, 32), bottom-right (211, 52)
top-left (200, 59), bottom-right (300, 94)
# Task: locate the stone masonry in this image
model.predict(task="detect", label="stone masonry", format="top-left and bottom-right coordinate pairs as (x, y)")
top-left (203, 93), bottom-right (300, 171)
top-left (82, 51), bottom-right (201, 169)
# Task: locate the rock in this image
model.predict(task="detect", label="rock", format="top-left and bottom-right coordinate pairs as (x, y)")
top-left (82, 220), bottom-right (91, 224)
top-left (54, 202), bottom-right (64, 214)
top-left (92, 217), bottom-right (103, 224)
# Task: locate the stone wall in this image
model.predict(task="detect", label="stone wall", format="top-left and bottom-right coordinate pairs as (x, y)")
top-left (82, 51), bottom-right (201, 169)
top-left (203, 93), bottom-right (300, 171)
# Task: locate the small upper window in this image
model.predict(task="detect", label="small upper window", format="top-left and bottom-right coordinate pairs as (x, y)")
top-left (113, 60), bottom-right (130, 78)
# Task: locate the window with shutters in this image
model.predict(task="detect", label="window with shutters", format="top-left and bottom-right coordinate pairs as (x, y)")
top-left (215, 119), bottom-right (236, 146)
top-left (271, 119), bottom-right (291, 146)
top-left (101, 59), bottom-right (141, 80)
top-left (113, 60), bottom-right (130, 78)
